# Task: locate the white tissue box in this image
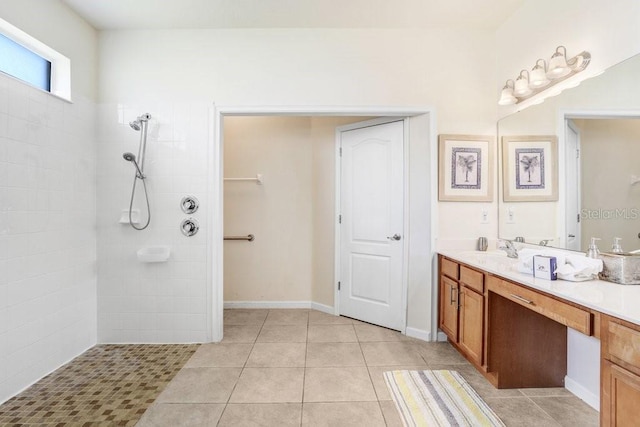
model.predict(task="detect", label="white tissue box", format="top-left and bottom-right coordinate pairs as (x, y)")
top-left (533, 255), bottom-right (557, 280)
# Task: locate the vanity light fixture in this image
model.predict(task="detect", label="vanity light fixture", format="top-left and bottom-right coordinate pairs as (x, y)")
top-left (529, 59), bottom-right (550, 88)
top-left (498, 79), bottom-right (517, 106)
top-left (498, 45), bottom-right (590, 105)
top-left (513, 70), bottom-right (533, 96)
top-left (547, 46), bottom-right (572, 78)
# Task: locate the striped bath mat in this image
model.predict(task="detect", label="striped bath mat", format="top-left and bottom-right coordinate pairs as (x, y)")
top-left (384, 370), bottom-right (505, 427)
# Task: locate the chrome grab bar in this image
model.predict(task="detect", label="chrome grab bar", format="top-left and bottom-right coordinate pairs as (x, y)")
top-left (224, 234), bottom-right (255, 242)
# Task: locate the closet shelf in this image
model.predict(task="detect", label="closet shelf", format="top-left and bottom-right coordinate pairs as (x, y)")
top-left (224, 174), bottom-right (263, 185)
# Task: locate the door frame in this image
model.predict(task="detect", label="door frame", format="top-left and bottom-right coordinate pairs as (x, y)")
top-left (334, 117), bottom-right (410, 333)
top-left (564, 119), bottom-right (582, 251)
top-left (209, 105), bottom-right (435, 342)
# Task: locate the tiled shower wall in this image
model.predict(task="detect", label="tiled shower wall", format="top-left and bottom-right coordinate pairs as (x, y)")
top-left (96, 102), bottom-right (211, 343)
top-left (0, 75), bottom-right (97, 403)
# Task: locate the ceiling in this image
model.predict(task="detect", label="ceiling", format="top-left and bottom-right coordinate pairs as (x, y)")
top-left (62, 0), bottom-right (525, 30)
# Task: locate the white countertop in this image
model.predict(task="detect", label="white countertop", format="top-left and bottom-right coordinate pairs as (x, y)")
top-left (438, 249), bottom-right (640, 327)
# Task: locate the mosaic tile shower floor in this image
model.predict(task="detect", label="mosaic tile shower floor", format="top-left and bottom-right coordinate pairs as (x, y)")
top-left (0, 344), bottom-right (198, 426)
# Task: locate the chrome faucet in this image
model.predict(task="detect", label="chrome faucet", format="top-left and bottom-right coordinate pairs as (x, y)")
top-left (498, 239), bottom-right (519, 258)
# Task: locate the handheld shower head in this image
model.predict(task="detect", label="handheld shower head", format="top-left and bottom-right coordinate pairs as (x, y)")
top-left (123, 152), bottom-right (144, 179)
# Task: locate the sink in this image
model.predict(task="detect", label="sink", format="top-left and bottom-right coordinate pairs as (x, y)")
top-left (456, 250), bottom-right (517, 272)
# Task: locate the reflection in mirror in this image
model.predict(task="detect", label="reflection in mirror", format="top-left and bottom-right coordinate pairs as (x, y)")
top-left (498, 54), bottom-right (640, 251)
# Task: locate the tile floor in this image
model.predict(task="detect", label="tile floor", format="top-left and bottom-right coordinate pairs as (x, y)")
top-left (0, 344), bottom-right (198, 426)
top-left (137, 309), bottom-right (599, 426)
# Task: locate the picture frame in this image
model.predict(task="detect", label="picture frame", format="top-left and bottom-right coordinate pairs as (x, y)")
top-left (438, 134), bottom-right (494, 202)
top-left (502, 135), bottom-right (558, 202)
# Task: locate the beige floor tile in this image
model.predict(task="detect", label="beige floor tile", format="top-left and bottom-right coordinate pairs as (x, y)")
top-left (307, 324), bottom-right (357, 342)
top-left (308, 311), bottom-right (353, 325)
top-left (218, 403), bottom-right (302, 426)
top-left (306, 342), bottom-right (365, 367)
top-left (360, 342), bottom-right (425, 366)
top-left (264, 309), bottom-right (310, 325)
top-left (379, 400), bottom-right (404, 427)
top-left (222, 325), bottom-right (262, 343)
top-left (185, 343), bottom-right (253, 368)
top-left (367, 365), bottom-right (428, 400)
top-left (416, 342), bottom-right (469, 365)
top-left (157, 367), bottom-right (241, 403)
top-left (530, 396), bottom-right (599, 427)
top-left (429, 364), bottom-right (524, 399)
top-left (302, 402), bottom-right (385, 426)
top-left (484, 397), bottom-right (561, 426)
top-left (229, 368), bottom-right (304, 403)
top-left (246, 343), bottom-right (306, 367)
top-left (136, 403), bottom-right (225, 427)
top-left (224, 309), bottom-right (269, 325)
top-left (354, 323), bottom-right (408, 342)
top-left (303, 367), bottom-right (377, 402)
top-left (257, 324), bottom-right (308, 343)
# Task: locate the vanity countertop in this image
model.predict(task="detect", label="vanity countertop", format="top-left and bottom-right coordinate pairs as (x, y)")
top-left (438, 249), bottom-right (640, 327)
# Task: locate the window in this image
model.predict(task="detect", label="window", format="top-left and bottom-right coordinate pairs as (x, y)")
top-left (0, 33), bottom-right (52, 91)
top-left (0, 18), bottom-right (71, 101)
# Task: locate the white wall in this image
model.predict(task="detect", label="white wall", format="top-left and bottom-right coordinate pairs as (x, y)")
top-left (97, 27), bottom-right (498, 339)
top-left (0, 1), bottom-right (98, 404)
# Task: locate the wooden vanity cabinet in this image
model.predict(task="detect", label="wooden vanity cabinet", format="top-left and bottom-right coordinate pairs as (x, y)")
top-left (439, 275), bottom-right (459, 341)
top-left (438, 256), bottom-right (485, 367)
top-left (601, 316), bottom-right (640, 426)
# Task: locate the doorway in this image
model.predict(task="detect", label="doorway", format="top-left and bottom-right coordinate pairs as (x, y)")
top-left (209, 107), bottom-right (434, 342)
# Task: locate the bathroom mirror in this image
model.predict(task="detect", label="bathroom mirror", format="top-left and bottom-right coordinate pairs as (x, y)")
top-left (498, 53), bottom-right (640, 252)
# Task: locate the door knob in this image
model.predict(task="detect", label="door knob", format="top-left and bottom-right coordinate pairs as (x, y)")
top-left (568, 234), bottom-right (576, 238)
top-left (387, 234), bottom-right (401, 241)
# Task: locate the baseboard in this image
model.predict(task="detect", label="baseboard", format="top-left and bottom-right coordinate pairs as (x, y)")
top-left (405, 327), bottom-right (431, 342)
top-left (310, 302), bottom-right (335, 315)
top-left (565, 375), bottom-right (600, 411)
top-left (224, 301), bottom-right (335, 313)
top-left (436, 331), bottom-right (448, 342)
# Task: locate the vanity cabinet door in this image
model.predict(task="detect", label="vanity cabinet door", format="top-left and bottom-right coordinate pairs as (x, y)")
top-left (439, 275), bottom-right (459, 342)
top-left (602, 361), bottom-right (640, 426)
top-left (459, 286), bottom-right (484, 365)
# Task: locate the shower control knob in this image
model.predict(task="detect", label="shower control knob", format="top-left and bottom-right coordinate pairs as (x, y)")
top-left (181, 218), bottom-right (200, 237)
top-left (181, 196), bottom-right (200, 214)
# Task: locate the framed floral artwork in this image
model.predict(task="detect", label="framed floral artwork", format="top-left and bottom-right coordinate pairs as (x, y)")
top-left (502, 135), bottom-right (558, 201)
top-left (438, 134), bottom-right (494, 201)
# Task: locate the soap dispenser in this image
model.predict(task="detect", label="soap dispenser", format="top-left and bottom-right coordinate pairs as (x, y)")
top-left (611, 237), bottom-right (624, 254)
top-left (586, 237), bottom-right (601, 259)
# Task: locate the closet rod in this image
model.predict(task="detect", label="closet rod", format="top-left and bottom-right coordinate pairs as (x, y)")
top-left (224, 234), bottom-right (255, 242)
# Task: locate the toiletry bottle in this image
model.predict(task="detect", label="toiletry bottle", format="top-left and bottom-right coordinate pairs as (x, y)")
top-left (611, 237), bottom-right (624, 254)
top-left (586, 237), bottom-right (601, 258)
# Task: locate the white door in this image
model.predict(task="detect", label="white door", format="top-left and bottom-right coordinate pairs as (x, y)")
top-left (339, 120), bottom-right (405, 330)
top-left (566, 119), bottom-right (581, 251)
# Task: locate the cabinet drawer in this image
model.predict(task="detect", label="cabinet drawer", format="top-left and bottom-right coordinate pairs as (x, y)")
top-left (608, 321), bottom-right (640, 368)
top-left (441, 258), bottom-right (459, 280)
top-left (460, 266), bottom-right (484, 293)
top-left (488, 278), bottom-right (591, 335)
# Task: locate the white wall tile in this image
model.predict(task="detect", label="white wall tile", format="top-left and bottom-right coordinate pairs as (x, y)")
top-left (0, 75), bottom-right (98, 403)
top-left (97, 102), bottom-right (210, 344)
